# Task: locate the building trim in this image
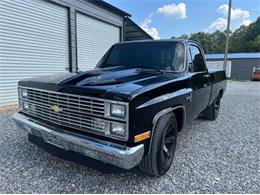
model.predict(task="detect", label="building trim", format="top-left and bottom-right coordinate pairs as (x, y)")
top-left (206, 52), bottom-right (260, 60)
top-left (124, 17), bottom-right (153, 41)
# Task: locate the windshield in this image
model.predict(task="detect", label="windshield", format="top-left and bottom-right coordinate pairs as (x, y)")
top-left (99, 42), bottom-right (185, 72)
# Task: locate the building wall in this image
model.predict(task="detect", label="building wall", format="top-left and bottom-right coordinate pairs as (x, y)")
top-left (207, 58), bottom-right (260, 80)
top-left (0, 0), bottom-right (125, 107)
top-left (50, 0), bottom-right (125, 72)
top-left (206, 60), bottom-right (232, 78)
top-left (230, 58), bottom-right (260, 80)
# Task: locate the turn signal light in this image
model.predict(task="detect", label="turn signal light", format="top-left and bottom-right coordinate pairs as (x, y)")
top-left (134, 131), bottom-right (151, 143)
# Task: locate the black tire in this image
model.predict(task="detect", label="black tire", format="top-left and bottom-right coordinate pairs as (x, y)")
top-left (201, 93), bottom-right (221, 120)
top-left (138, 113), bottom-right (178, 176)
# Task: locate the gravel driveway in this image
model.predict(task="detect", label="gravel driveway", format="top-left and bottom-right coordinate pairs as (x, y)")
top-left (0, 81), bottom-right (259, 193)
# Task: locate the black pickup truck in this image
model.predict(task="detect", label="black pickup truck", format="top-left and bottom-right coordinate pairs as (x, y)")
top-left (13, 40), bottom-right (226, 176)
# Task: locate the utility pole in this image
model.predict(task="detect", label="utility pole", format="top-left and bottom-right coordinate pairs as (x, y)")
top-left (224, 0), bottom-right (232, 72)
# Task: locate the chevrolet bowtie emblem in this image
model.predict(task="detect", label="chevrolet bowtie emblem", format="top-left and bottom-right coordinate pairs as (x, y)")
top-left (51, 105), bottom-right (63, 113)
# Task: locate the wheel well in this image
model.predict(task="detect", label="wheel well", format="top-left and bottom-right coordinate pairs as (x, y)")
top-left (149, 106), bottom-right (185, 154)
top-left (152, 106), bottom-right (185, 133)
top-left (172, 107), bottom-right (185, 132)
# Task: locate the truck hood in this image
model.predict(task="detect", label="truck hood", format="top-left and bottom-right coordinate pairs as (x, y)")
top-left (19, 67), bottom-right (186, 101)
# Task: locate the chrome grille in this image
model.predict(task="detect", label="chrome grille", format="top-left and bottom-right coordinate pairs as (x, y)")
top-left (19, 87), bottom-right (127, 138)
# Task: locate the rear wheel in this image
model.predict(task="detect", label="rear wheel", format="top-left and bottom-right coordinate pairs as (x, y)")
top-left (201, 93), bottom-right (221, 120)
top-left (138, 113), bottom-right (178, 176)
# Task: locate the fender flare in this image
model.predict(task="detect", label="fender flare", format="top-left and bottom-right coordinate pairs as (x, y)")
top-left (148, 105), bottom-right (186, 154)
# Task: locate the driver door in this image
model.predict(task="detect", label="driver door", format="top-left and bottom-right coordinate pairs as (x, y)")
top-left (189, 44), bottom-right (211, 118)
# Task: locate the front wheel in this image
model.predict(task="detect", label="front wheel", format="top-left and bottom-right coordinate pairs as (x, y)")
top-left (138, 113), bottom-right (178, 176)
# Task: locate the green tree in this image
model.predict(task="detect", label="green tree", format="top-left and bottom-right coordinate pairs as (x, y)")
top-left (251, 35), bottom-right (260, 51)
top-left (229, 25), bottom-right (248, 52)
top-left (209, 31), bottom-right (226, 53)
top-left (171, 17), bottom-right (260, 53)
top-left (189, 32), bottom-right (211, 53)
top-left (171, 34), bottom-right (190, 40)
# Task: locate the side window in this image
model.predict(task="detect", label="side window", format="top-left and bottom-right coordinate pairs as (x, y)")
top-left (172, 43), bottom-right (185, 72)
top-left (189, 45), bottom-right (206, 72)
top-left (188, 49), bottom-right (193, 71)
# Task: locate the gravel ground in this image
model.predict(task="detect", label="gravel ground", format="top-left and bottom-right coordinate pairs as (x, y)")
top-left (0, 81), bottom-right (259, 193)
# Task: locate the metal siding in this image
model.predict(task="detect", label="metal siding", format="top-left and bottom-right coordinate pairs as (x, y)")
top-left (206, 60), bottom-right (232, 78)
top-left (230, 59), bottom-right (260, 80)
top-left (60, 0), bottom-right (124, 26)
top-left (124, 18), bottom-right (153, 41)
top-left (207, 58), bottom-right (260, 80)
top-left (0, 0), bottom-right (69, 107)
top-left (76, 13), bottom-right (120, 71)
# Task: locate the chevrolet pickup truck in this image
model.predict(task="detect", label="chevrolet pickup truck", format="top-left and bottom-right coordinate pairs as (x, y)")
top-left (12, 40), bottom-right (226, 176)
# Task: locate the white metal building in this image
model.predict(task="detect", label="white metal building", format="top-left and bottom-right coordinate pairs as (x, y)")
top-left (0, 0), bottom-right (152, 107)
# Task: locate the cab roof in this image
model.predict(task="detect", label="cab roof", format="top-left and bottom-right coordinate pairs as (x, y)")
top-left (116, 39), bottom-right (200, 46)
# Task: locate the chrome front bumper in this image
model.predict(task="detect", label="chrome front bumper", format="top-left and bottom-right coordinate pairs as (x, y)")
top-left (12, 112), bottom-right (144, 170)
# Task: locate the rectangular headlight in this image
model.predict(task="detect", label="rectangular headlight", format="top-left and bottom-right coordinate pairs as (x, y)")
top-left (110, 104), bottom-right (126, 118)
top-left (110, 122), bottom-right (125, 136)
top-left (22, 102), bottom-right (29, 111)
top-left (19, 88), bottom-right (28, 98)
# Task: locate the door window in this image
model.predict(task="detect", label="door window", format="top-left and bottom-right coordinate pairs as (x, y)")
top-left (189, 45), bottom-right (206, 72)
top-left (172, 43), bottom-right (185, 72)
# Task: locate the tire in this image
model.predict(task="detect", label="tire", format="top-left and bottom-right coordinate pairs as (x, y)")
top-left (138, 113), bottom-right (178, 176)
top-left (201, 93), bottom-right (221, 120)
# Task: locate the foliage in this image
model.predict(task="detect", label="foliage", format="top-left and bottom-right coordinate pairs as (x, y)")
top-left (171, 17), bottom-right (260, 53)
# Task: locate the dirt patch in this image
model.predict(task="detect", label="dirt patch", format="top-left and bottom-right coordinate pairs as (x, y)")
top-left (0, 106), bottom-right (18, 113)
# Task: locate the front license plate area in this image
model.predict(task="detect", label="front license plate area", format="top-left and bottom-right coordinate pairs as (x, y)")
top-left (44, 133), bottom-right (64, 149)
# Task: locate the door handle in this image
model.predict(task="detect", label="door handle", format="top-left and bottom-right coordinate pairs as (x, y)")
top-left (203, 74), bottom-right (210, 78)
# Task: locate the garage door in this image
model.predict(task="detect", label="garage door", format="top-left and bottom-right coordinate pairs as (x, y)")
top-left (0, 0), bottom-right (69, 107)
top-left (76, 13), bottom-right (120, 71)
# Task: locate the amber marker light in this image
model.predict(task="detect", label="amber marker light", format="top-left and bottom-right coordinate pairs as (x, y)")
top-left (134, 131), bottom-right (151, 143)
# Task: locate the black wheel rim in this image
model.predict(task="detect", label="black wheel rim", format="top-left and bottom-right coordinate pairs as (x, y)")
top-left (160, 123), bottom-right (177, 170)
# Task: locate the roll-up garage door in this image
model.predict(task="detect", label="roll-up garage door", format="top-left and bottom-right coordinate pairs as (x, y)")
top-left (76, 13), bottom-right (120, 71)
top-left (0, 0), bottom-right (69, 107)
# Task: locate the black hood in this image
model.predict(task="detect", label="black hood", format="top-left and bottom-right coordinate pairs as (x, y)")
top-left (19, 67), bottom-right (186, 101)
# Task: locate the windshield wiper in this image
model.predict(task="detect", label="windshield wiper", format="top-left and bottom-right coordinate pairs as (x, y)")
top-left (100, 64), bottom-right (123, 68)
top-left (99, 64), bottom-right (126, 70)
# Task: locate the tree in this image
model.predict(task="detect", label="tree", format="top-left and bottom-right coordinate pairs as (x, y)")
top-left (251, 35), bottom-right (260, 51)
top-left (178, 34), bottom-right (190, 40)
top-left (171, 17), bottom-right (260, 53)
top-left (190, 32), bottom-right (211, 53)
top-left (230, 17), bottom-right (260, 52)
top-left (209, 31), bottom-right (226, 53)
top-left (229, 25), bottom-right (248, 52)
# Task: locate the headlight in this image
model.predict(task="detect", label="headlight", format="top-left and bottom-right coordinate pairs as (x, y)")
top-left (104, 102), bottom-right (128, 139)
top-left (20, 88), bottom-right (28, 98)
top-left (110, 104), bottom-right (126, 118)
top-left (110, 122), bottom-right (125, 136)
top-left (22, 102), bottom-right (29, 111)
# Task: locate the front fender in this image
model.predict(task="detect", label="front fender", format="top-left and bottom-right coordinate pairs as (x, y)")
top-left (130, 88), bottom-right (192, 152)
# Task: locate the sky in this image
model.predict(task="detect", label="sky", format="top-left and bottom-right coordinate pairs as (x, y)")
top-left (105, 0), bottom-right (260, 39)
